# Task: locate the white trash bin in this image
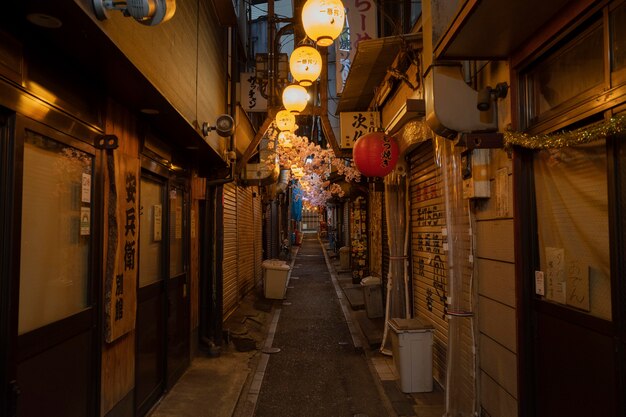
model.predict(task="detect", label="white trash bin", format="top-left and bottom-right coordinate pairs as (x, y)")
top-left (360, 276), bottom-right (383, 318)
top-left (339, 246), bottom-right (350, 270)
top-left (388, 317), bottom-right (434, 393)
top-left (262, 262), bottom-right (290, 299)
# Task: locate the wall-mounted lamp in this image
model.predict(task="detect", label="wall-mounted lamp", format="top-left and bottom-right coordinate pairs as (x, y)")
top-left (202, 114), bottom-right (235, 137)
top-left (477, 82), bottom-right (509, 112)
top-left (301, 0), bottom-right (345, 47)
top-left (92, 0), bottom-right (176, 26)
top-left (289, 45), bottom-right (322, 87)
top-left (282, 84), bottom-right (310, 114)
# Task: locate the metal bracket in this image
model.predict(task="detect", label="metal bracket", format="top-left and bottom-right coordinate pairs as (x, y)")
top-left (95, 135), bottom-right (119, 150)
top-left (457, 132), bottom-right (503, 150)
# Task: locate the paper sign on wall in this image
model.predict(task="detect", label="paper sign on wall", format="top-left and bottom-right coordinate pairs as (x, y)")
top-left (191, 209), bottom-right (196, 239)
top-left (80, 207), bottom-right (90, 235)
top-left (81, 173), bottom-right (91, 203)
top-left (154, 204), bottom-right (162, 241)
top-left (566, 261), bottom-right (590, 311)
top-left (535, 271), bottom-right (545, 296)
top-left (545, 247), bottom-right (566, 303)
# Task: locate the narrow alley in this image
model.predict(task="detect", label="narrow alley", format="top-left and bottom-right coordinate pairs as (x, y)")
top-left (2, 1), bottom-right (625, 417)
top-left (149, 233), bottom-right (444, 417)
top-left (253, 234), bottom-right (390, 417)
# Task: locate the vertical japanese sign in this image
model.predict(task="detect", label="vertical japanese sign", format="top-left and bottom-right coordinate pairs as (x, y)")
top-left (336, 0), bottom-right (378, 94)
top-left (241, 72), bottom-right (267, 112)
top-left (339, 111), bottom-right (379, 148)
top-left (104, 153), bottom-right (138, 343)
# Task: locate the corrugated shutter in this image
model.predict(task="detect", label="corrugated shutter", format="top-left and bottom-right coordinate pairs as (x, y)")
top-left (222, 182), bottom-right (238, 318)
top-left (369, 191), bottom-right (383, 278)
top-left (237, 186), bottom-right (255, 296)
top-left (409, 141), bottom-right (448, 386)
top-left (343, 202), bottom-right (350, 247)
top-left (253, 187), bottom-right (263, 290)
top-left (381, 191), bottom-right (390, 302)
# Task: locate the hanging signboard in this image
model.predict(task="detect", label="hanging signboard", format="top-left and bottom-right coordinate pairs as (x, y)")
top-left (339, 111), bottom-right (379, 148)
top-left (336, 0), bottom-right (378, 94)
top-left (104, 152), bottom-right (139, 343)
top-left (241, 72), bottom-right (267, 112)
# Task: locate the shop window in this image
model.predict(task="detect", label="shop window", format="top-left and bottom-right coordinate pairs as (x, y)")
top-left (610, 2), bottom-right (626, 72)
top-left (522, 23), bottom-right (604, 125)
top-left (19, 131), bottom-right (92, 334)
top-left (533, 140), bottom-right (611, 320)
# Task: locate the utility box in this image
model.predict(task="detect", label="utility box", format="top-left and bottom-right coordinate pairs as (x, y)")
top-left (388, 317), bottom-right (434, 393)
top-left (262, 260), bottom-right (290, 299)
top-left (360, 276), bottom-right (383, 318)
top-left (339, 246), bottom-right (350, 270)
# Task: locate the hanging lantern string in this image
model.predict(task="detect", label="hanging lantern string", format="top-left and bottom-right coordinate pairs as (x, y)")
top-left (503, 115), bottom-right (626, 150)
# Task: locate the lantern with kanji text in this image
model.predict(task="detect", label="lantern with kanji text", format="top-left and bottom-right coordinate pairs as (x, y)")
top-left (352, 131), bottom-right (399, 177)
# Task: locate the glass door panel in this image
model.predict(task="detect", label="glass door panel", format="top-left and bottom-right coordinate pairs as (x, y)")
top-left (19, 131), bottom-right (92, 335)
top-left (139, 177), bottom-right (164, 288)
top-left (169, 186), bottom-right (184, 278)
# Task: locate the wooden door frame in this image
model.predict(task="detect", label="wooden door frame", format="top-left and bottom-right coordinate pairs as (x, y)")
top-left (135, 167), bottom-right (169, 417)
top-left (0, 110), bottom-right (16, 417)
top-left (5, 114), bottom-right (103, 417)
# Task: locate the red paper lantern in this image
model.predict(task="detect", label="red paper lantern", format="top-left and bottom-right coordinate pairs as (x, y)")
top-left (352, 131), bottom-right (399, 177)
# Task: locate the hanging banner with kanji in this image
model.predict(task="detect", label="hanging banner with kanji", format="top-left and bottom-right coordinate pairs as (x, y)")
top-left (336, 0), bottom-right (378, 94)
top-left (104, 152), bottom-right (139, 343)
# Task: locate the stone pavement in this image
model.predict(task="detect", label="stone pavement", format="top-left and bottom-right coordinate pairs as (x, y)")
top-left (149, 233), bottom-right (444, 417)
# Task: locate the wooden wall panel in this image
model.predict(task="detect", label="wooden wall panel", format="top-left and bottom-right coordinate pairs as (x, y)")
top-left (480, 372), bottom-right (519, 417)
top-left (101, 98), bottom-right (139, 416)
top-left (477, 259), bottom-right (516, 308)
top-left (478, 296), bottom-right (517, 352)
top-left (480, 334), bottom-right (518, 398)
top-left (475, 219), bottom-right (515, 263)
top-left (474, 147), bottom-right (519, 417)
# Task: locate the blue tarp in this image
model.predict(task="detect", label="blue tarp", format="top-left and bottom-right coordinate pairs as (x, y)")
top-left (291, 182), bottom-right (303, 221)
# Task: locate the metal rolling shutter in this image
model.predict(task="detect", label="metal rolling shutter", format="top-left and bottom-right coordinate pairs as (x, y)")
top-left (343, 201), bottom-right (350, 247)
top-left (253, 187), bottom-right (263, 290)
top-left (222, 182), bottom-right (238, 318)
top-left (409, 141), bottom-right (449, 386)
top-left (381, 191), bottom-right (390, 302)
top-left (237, 186), bottom-right (255, 296)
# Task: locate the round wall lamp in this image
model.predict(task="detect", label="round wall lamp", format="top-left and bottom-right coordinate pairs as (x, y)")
top-left (289, 46), bottom-right (322, 86)
top-left (301, 0), bottom-right (345, 47)
top-left (282, 84), bottom-right (309, 114)
top-left (202, 114), bottom-right (235, 137)
top-left (92, 0), bottom-right (176, 26)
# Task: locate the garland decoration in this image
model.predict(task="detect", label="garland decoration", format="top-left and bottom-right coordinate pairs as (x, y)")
top-left (503, 115), bottom-right (626, 150)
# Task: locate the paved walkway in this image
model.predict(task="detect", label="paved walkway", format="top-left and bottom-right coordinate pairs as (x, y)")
top-left (251, 234), bottom-right (393, 417)
top-left (149, 233), bottom-right (445, 417)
